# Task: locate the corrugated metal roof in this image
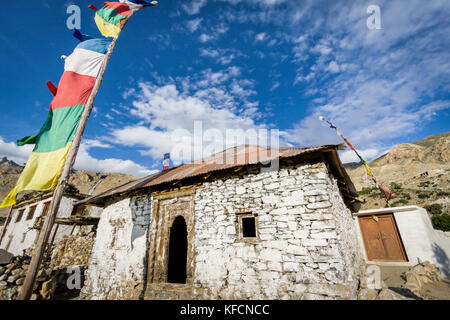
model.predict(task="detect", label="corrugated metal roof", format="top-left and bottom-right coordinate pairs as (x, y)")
top-left (76, 144), bottom-right (348, 206)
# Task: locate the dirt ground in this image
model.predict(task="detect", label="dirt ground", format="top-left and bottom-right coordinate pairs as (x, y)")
top-left (380, 265), bottom-right (450, 300)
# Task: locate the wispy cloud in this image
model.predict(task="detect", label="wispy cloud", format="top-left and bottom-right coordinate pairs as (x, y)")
top-left (199, 47), bottom-right (242, 65)
top-left (0, 136), bottom-right (153, 177)
top-left (182, 0), bottom-right (208, 15)
top-left (255, 32), bottom-right (267, 41)
top-left (186, 18), bottom-right (203, 32)
top-left (109, 67), bottom-right (266, 165)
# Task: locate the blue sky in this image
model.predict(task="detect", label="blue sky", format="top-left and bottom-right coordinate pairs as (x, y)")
top-left (0, 0), bottom-right (449, 177)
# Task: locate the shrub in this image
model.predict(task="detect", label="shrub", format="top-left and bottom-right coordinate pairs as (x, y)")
top-left (431, 214), bottom-right (450, 232)
top-left (391, 199), bottom-right (408, 207)
top-left (390, 182), bottom-right (402, 190)
top-left (418, 192), bottom-right (431, 199)
top-left (418, 181), bottom-right (430, 188)
top-left (401, 193), bottom-right (411, 200)
top-left (424, 203), bottom-right (443, 215)
top-left (370, 193), bottom-right (382, 199)
top-left (358, 187), bottom-right (378, 195)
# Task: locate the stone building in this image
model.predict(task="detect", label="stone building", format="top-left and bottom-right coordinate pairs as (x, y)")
top-left (78, 145), bottom-right (365, 300)
top-left (0, 185), bottom-right (101, 256)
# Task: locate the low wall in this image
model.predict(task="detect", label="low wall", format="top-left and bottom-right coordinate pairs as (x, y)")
top-left (355, 206), bottom-right (450, 276)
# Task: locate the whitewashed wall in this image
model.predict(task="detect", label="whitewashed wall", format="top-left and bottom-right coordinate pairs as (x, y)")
top-left (355, 206), bottom-right (450, 276)
top-left (0, 196), bottom-right (74, 256)
top-left (87, 206), bottom-right (103, 218)
top-left (81, 195), bottom-right (152, 299)
top-left (193, 161), bottom-right (364, 299)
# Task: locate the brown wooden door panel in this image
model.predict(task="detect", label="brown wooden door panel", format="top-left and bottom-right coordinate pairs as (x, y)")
top-left (359, 218), bottom-right (385, 260)
top-left (359, 214), bottom-right (407, 262)
top-left (377, 215), bottom-right (406, 261)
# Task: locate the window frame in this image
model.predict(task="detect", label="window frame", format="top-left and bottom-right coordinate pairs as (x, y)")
top-left (15, 209), bottom-right (25, 222)
top-left (26, 205), bottom-right (37, 221)
top-left (236, 212), bottom-right (259, 241)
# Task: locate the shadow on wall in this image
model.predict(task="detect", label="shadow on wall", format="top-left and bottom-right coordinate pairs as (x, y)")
top-left (432, 243), bottom-right (450, 277)
top-left (129, 198), bottom-right (152, 300)
top-left (130, 199), bottom-right (151, 250)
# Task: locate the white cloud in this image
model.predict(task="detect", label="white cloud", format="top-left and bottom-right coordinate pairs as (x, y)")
top-left (199, 47), bottom-right (239, 65)
top-left (0, 136), bottom-right (153, 177)
top-left (186, 18), bottom-right (202, 32)
top-left (182, 0), bottom-right (207, 15)
top-left (311, 44), bottom-right (332, 55)
top-left (285, 0), bottom-right (450, 152)
top-left (74, 139), bottom-right (155, 177)
top-left (0, 137), bottom-right (33, 165)
top-left (197, 23), bottom-right (229, 43)
top-left (199, 48), bottom-right (220, 58)
top-left (270, 81), bottom-right (280, 91)
top-left (109, 67), bottom-right (269, 165)
top-left (339, 148), bottom-right (381, 164)
top-left (327, 61), bottom-right (340, 73)
top-left (199, 33), bottom-right (214, 43)
top-left (255, 32), bottom-right (267, 41)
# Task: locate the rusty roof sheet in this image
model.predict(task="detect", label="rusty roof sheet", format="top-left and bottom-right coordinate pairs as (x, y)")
top-left (76, 144), bottom-right (346, 206)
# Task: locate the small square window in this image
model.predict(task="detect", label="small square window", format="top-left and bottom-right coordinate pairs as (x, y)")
top-left (15, 209), bottom-right (25, 222)
top-left (237, 213), bottom-right (258, 240)
top-left (242, 217), bottom-right (256, 238)
top-left (26, 205), bottom-right (36, 220)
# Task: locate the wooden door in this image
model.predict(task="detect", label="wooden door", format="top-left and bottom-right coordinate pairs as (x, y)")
top-left (359, 214), bottom-right (407, 262)
top-left (146, 189), bottom-right (195, 286)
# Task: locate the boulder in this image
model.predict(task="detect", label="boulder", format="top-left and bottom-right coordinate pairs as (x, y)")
top-left (39, 278), bottom-right (57, 300)
top-left (402, 261), bottom-right (442, 294)
top-left (11, 269), bottom-right (23, 277)
top-left (7, 275), bottom-right (18, 284)
top-left (357, 288), bottom-right (378, 300)
top-left (0, 250), bottom-right (13, 266)
top-left (376, 288), bottom-right (409, 300)
top-left (36, 269), bottom-right (49, 282)
top-left (0, 280), bottom-right (7, 290)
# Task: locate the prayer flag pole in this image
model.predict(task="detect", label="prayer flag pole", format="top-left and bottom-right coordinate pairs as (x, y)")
top-left (318, 115), bottom-right (395, 207)
top-left (17, 13), bottom-right (135, 301)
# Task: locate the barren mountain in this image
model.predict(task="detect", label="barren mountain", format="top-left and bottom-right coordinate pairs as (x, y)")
top-left (346, 132), bottom-right (450, 212)
top-left (0, 158), bottom-right (137, 219)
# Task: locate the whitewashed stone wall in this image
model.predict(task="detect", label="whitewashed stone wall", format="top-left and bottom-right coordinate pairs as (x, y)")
top-left (81, 194), bottom-right (152, 299)
top-left (83, 160), bottom-right (364, 299)
top-left (0, 196), bottom-right (74, 256)
top-left (193, 161), bottom-right (364, 299)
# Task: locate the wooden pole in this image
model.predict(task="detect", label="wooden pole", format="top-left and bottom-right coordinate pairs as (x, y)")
top-left (17, 15), bottom-right (133, 300)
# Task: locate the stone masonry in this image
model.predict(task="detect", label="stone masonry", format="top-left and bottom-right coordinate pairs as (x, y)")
top-left (192, 160), bottom-right (364, 299)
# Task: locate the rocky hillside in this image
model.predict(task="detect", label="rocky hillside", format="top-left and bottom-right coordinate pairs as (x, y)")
top-left (0, 157), bottom-right (137, 219)
top-left (346, 132), bottom-right (450, 215)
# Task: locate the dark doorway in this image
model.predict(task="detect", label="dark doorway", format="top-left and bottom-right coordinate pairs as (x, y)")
top-left (167, 216), bottom-right (188, 283)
